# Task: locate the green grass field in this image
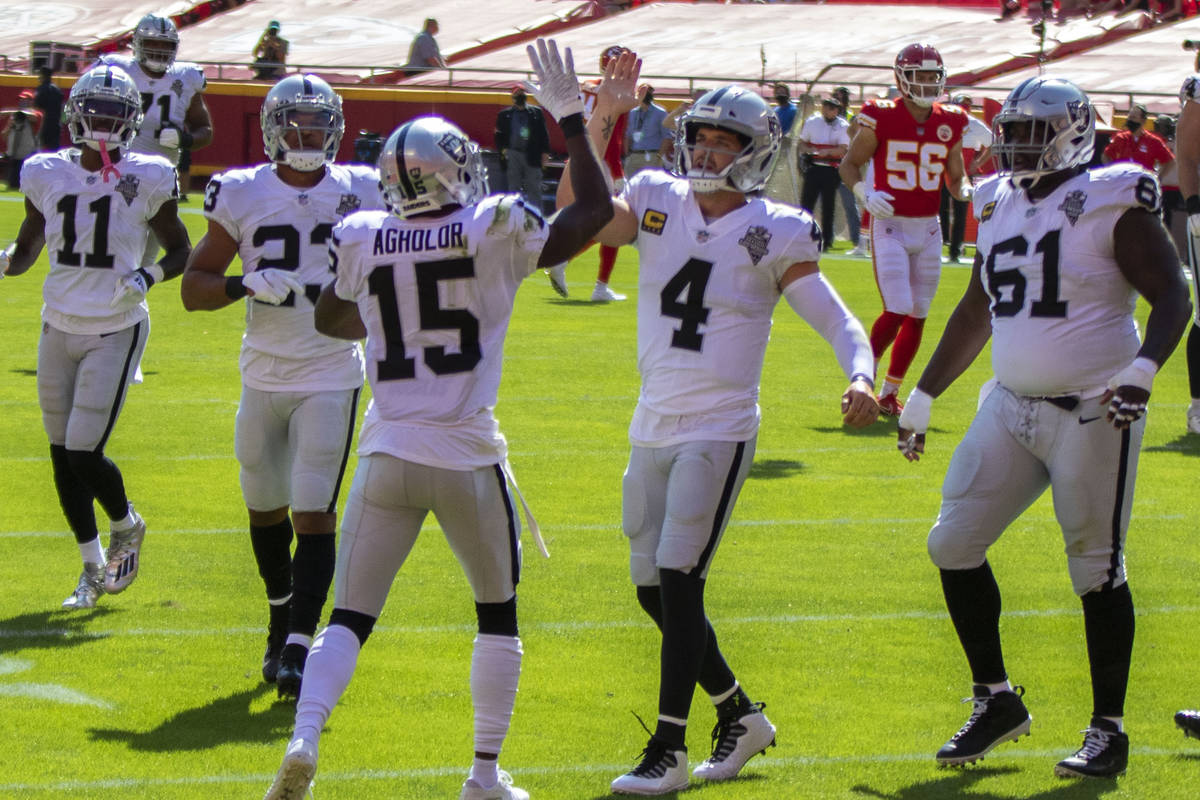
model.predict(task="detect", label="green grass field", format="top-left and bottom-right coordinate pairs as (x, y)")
top-left (1, 189), bottom-right (1199, 800)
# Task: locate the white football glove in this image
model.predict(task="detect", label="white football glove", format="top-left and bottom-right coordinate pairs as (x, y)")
top-left (852, 182), bottom-right (896, 218)
top-left (244, 268), bottom-right (304, 305)
top-left (110, 264), bottom-right (164, 307)
top-left (0, 243), bottom-right (12, 278)
top-left (956, 178), bottom-right (975, 204)
top-left (523, 38), bottom-right (584, 123)
top-left (157, 128), bottom-right (181, 149)
top-left (1104, 356), bottom-right (1157, 428)
top-left (1188, 213), bottom-right (1200, 239)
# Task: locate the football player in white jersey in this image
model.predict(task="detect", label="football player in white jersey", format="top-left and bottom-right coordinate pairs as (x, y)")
top-left (262, 39), bottom-right (615, 800)
top-left (0, 64), bottom-right (190, 608)
top-left (895, 77), bottom-right (1191, 778)
top-left (180, 74), bottom-right (383, 700)
top-left (1174, 72), bottom-right (1200, 742)
top-left (98, 14), bottom-right (213, 262)
top-left (559, 82), bottom-right (878, 793)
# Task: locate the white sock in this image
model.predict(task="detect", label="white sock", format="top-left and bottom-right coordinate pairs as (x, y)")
top-left (471, 634), bottom-right (523, 757)
top-left (881, 379), bottom-right (901, 398)
top-left (984, 680), bottom-right (1013, 695)
top-left (469, 756), bottom-right (499, 788)
top-left (285, 633), bottom-right (313, 650)
top-left (1100, 715), bottom-right (1123, 732)
top-left (111, 505), bottom-right (137, 531)
top-left (79, 538), bottom-right (104, 566)
top-left (293, 624), bottom-right (361, 744)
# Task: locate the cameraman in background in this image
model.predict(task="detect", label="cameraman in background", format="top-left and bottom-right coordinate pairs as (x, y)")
top-left (1, 91), bottom-right (41, 190)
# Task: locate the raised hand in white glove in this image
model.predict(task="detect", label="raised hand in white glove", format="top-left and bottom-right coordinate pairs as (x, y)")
top-left (110, 264), bottom-right (164, 307)
top-left (158, 128), bottom-right (181, 149)
top-left (244, 269), bottom-right (304, 305)
top-left (524, 39), bottom-right (584, 123)
top-left (853, 181), bottom-right (895, 219)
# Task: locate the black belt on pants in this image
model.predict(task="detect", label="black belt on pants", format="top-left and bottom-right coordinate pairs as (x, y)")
top-left (1037, 396), bottom-right (1080, 411)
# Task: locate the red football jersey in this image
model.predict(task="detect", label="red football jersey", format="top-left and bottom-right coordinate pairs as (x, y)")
top-left (856, 99), bottom-right (968, 217)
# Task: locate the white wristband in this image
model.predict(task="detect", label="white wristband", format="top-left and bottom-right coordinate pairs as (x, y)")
top-left (897, 387), bottom-right (934, 434)
top-left (852, 181), bottom-right (868, 206)
top-left (0, 243), bottom-right (13, 277)
top-left (1107, 356), bottom-right (1158, 393)
top-left (144, 263), bottom-right (165, 285)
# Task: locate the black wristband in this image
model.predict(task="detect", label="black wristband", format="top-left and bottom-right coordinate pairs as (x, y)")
top-left (225, 275), bottom-right (248, 300)
top-left (1187, 195), bottom-right (1200, 215)
top-left (559, 112), bottom-right (585, 138)
top-left (179, 128), bottom-right (194, 149)
top-left (851, 372), bottom-right (874, 390)
top-left (135, 267), bottom-right (156, 288)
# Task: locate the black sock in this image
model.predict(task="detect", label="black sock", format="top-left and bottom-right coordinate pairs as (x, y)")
top-left (64, 449), bottom-right (128, 521)
top-left (250, 518), bottom-right (294, 601)
top-left (1082, 582), bottom-right (1135, 719)
top-left (940, 562), bottom-right (1007, 685)
top-left (1188, 323), bottom-right (1200, 399)
top-left (636, 583), bottom-right (736, 697)
top-left (656, 568), bottom-right (709, 728)
top-left (652, 720), bottom-right (687, 751)
top-left (715, 686), bottom-right (753, 719)
top-left (290, 532), bottom-right (336, 637)
top-left (49, 444), bottom-right (99, 544)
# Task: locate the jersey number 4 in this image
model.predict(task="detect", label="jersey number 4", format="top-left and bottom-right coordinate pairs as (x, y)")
top-left (368, 257), bottom-right (482, 380)
top-left (661, 257), bottom-right (713, 351)
top-left (983, 230), bottom-right (1067, 318)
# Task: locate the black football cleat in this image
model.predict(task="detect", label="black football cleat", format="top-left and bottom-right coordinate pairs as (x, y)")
top-left (1176, 709), bottom-right (1200, 740)
top-left (262, 630), bottom-right (285, 684)
top-left (936, 685), bottom-right (1031, 766)
top-left (276, 643), bottom-right (308, 700)
top-left (1054, 718), bottom-right (1128, 779)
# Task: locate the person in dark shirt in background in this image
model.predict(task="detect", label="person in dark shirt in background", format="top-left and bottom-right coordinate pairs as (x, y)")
top-left (33, 68), bottom-right (63, 152)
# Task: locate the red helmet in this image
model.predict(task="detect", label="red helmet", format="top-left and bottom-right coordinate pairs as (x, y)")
top-left (894, 43), bottom-right (946, 108)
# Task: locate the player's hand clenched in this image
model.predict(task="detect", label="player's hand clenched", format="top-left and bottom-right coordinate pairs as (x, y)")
top-left (841, 378), bottom-right (879, 428)
top-left (896, 388), bottom-right (932, 462)
top-left (1102, 356), bottom-right (1156, 429)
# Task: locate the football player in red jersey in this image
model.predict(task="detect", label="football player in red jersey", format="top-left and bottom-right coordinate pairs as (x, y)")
top-left (547, 45), bottom-right (631, 301)
top-left (840, 43), bottom-right (972, 415)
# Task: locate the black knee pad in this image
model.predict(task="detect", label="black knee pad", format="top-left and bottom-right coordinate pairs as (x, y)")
top-left (475, 596), bottom-right (518, 637)
top-left (328, 608), bottom-right (377, 647)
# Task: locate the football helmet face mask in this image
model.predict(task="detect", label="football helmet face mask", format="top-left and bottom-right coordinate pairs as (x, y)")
top-left (894, 43), bottom-right (945, 108)
top-left (132, 14), bottom-right (179, 73)
top-left (379, 116), bottom-right (486, 218)
top-left (261, 74), bottom-right (345, 172)
top-left (673, 85), bottom-right (781, 194)
top-left (992, 76), bottom-right (1095, 189)
top-left (65, 65), bottom-right (144, 152)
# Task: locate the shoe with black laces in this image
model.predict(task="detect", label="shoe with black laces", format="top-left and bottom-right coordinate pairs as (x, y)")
top-left (1054, 717), bottom-right (1128, 778)
top-left (936, 685), bottom-right (1032, 766)
top-left (262, 629), bottom-right (286, 684)
top-left (611, 736), bottom-right (688, 795)
top-left (693, 701), bottom-right (776, 781)
top-left (276, 643), bottom-right (307, 700)
top-left (1177, 709), bottom-right (1200, 739)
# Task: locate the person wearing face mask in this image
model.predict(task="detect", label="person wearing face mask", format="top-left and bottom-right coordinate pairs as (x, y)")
top-left (1102, 103), bottom-right (1174, 178)
top-left (495, 85), bottom-right (551, 210)
top-left (772, 82), bottom-right (798, 135)
top-left (623, 83), bottom-right (668, 175)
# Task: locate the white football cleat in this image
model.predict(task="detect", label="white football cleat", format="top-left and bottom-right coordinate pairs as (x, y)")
top-left (693, 703), bottom-right (776, 781)
top-left (611, 737), bottom-right (688, 795)
top-left (591, 281), bottom-right (626, 302)
top-left (264, 738), bottom-right (317, 800)
top-left (459, 769), bottom-right (529, 800)
top-left (1187, 402), bottom-right (1200, 434)
top-left (546, 263), bottom-right (568, 298)
top-left (62, 563), bottom-right (105, 609)
top-left (104, 509), bottom-right (145, 594)
top-left (846, 243), bottom-right (870, 258)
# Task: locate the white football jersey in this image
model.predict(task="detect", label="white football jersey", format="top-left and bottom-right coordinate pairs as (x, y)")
top-left (620, 170), bottom-right (822, 446)
top-left (331, 195), bottom-right (548, 469)
top-left (1180, 74), bottom-right (1200, 106)
top-left (973, 163), bottom-right (1159, 397)
top-left (96, 55), bottom-right (206, 165)
top-left (21, 149), bottom-right (178, 335)
top-left (204, 163), bottom-right (384, 392)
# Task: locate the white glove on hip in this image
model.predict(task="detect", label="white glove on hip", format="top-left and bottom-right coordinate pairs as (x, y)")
top-left (244, 269), bottom-right (304, 305)
top-left (157, 128), bottom-right (181, 149)
top-left (524, 38), bottom-right (584, 122)
top-left (110, 264), bottom-right (163, 307)
top-left (865, 189), bottom-right (896, 218)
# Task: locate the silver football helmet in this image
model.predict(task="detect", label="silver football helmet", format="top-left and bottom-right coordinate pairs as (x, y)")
top-left (261, 74), bottom-right (345, 172)
top-left (132, 14), bottom-right (179, 73)
top-left (673, 85), bottom-right (781, 193)
top-left (992, 76), bottom-right (1095, 189)
top-left (379, 117), bottom-right (486, 218)
top-left (65, 65), bottom-right (144, 152)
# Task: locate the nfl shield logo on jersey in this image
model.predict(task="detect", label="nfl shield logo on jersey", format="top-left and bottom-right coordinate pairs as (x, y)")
top-left (116, 174), bottom-right (141, 206)
top-left (738, 225), bottom-right (772, 265)
top-left (1058, 190), bottom-right (1087, 226)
